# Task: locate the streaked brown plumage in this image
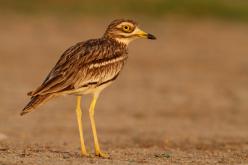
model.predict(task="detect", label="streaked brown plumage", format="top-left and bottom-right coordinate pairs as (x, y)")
top-left (22, 38), bottom-right (128, 114)
top-left (21, 19), bottom-right (156, 157)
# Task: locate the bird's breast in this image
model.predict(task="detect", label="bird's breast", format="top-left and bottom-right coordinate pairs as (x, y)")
top-left (73, 54), bottom-right (128, 94)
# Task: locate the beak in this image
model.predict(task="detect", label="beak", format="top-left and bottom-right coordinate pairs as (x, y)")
top-left (136, 28), bottom-right (156, 40)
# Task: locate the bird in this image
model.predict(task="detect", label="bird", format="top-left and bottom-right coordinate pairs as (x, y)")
top-left (21, 19), bottom-right (156, 158)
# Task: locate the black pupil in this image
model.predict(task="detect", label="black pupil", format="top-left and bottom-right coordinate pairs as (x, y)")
top-left (125, 26), bottom-right (128, 30)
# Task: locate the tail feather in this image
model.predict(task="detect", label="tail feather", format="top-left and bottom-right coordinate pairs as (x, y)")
top-left (21, 94), bottom-right (53, 116)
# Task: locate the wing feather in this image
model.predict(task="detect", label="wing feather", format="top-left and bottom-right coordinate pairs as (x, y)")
top-left (29, 39), bottom-right (127, 96)
top-left (29, 42), bottom-right (86, 96)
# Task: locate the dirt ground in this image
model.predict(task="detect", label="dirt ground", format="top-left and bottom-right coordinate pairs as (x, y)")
top-left (0, 16), bottom-right (248, 165)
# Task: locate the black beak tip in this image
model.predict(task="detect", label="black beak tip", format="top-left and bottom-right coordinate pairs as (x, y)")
top-left (147, 33), bottom-right (156, 40)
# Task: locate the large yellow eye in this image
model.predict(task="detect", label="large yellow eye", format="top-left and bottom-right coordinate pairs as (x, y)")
top-left (122, 25), bottom-right (131, 32)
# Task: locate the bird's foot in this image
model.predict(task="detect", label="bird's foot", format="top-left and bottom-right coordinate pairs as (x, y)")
top-left (95, 151), bottom-right (110, 158)
top-left (81, 151), bottom-right (90, 157)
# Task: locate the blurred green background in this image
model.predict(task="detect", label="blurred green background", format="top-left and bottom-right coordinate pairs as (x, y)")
top-left (1, 0), bottom-right (248, 21)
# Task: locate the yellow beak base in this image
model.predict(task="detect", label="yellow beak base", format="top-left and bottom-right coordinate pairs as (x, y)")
top-left (136, 28), bottom-right (156, 40)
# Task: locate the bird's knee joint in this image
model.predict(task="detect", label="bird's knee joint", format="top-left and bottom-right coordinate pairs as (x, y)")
top-left (76, 108), bottom-right (82, 115)
top-left (89, 112), bottom-right (94, 116)
top-left (89, 110), bottom-right (94, 116)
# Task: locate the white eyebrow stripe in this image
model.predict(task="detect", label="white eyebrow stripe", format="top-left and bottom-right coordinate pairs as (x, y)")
top-left (116, 22), bottom-right (134, 28)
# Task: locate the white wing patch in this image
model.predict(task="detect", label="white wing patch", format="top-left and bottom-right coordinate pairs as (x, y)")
top-left (89, 55), bottom-right (127, 69)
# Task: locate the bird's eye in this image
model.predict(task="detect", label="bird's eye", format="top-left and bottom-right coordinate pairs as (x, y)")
top-left (122, 25), bottom-right (131, 32)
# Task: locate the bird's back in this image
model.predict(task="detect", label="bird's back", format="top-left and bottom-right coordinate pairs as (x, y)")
top-left (29, 37), bottom-right (128, 96)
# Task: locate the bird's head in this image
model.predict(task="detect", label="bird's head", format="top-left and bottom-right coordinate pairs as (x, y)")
top-left (103, 19), bottom-right (156, 45)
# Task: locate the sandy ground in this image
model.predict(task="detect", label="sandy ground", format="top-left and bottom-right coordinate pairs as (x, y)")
top-left (0, 16), bottom-right (248, 165)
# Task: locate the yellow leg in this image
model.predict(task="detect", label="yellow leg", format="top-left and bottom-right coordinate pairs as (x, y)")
top-left (89, 93), bottom-right (109, 158)
top-left (75, 96), bottom-right (89, 156)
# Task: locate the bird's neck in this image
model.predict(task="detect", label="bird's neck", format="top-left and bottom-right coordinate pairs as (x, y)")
top-left (103, 35), bottom-right (130, 47)
top-left (114, 38), bottom-right (134, 46)
top-left (103, 36), bottom-right (128, 51)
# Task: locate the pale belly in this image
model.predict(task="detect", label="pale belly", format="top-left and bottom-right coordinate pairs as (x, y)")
top-left (71, 81), bottom-right (113, 95)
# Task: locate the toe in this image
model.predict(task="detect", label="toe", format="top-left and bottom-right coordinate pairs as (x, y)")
top-left (96, 151), bottom-right (110, 158)
top-left (81, 151), bottom-right (90, 157)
